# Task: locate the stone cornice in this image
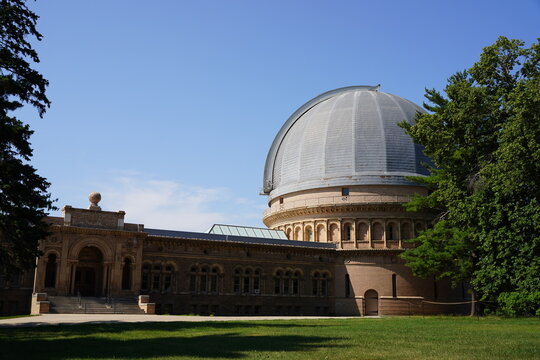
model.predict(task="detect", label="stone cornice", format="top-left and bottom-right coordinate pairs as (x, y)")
top-left (145, 235), bottom-right (336, 256)
top-left (49, 224), bottom-right (147, 238)
top-left (263, 203), bottom-right (432, 224)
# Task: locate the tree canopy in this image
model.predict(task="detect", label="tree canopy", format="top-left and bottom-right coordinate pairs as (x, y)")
top-left (0, 0), bottom-right (54, 276)
top-left (400, 37), bottom-right (540, 316)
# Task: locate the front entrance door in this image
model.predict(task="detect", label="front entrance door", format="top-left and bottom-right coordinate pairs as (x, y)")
top-left (75, 267), bottom-right (97, 296)
top-left (74, 246), bottom-right (103, 296)
top-left (365, 289), bottom-right (379, 316)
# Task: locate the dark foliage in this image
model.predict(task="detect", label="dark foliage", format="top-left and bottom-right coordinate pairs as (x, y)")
top-left (0, 0), bottom-right (54, 276)
top-left (400, 37), bottom-right (540, 316)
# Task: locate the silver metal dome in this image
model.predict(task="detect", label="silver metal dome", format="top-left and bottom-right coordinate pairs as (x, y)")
top-left (262, 86), bottom-right (430, 199)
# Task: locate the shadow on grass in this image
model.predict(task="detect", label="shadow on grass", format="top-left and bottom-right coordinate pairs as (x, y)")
top-left (0, 322), bottom-right (343, 359)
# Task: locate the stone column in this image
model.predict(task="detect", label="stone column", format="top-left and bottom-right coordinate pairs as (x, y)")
top-left (398, 221), bottom-right (403, 249)
top-left (383, 219), bottom-right (388, 248)
top-left (69, 261), bottom-right (78, 295)
top-left (368, 219), bottom-right (372, 248)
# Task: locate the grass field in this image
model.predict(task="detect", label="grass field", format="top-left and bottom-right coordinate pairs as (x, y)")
top-left (0, 317), bottom-right (538, 360)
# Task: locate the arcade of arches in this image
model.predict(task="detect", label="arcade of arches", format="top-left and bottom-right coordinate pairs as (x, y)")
top-left (277, 218), bottom-right (424, 249)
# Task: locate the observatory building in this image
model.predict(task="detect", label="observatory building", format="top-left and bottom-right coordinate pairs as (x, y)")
top-left (1, 86), bottom-right (467, 316)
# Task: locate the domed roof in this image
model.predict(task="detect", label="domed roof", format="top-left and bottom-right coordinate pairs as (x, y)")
top-left (262, 86), bottom-right (430, 199)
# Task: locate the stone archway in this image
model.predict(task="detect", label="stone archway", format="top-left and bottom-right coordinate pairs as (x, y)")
top-left (75, 246), bottom-right (103, 296)
top-left (364, 289), bottom-right (379, 316)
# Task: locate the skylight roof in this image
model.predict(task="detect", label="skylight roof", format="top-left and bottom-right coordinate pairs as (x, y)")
top-left (208, 224), bottom-right (288, 240)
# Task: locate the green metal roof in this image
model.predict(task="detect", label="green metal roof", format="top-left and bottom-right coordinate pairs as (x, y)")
top-left (208, 224), bottom-right (288, 240)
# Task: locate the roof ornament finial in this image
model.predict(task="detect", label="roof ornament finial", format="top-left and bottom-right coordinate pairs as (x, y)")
top-left (88, 192), bottom-right (102, 211)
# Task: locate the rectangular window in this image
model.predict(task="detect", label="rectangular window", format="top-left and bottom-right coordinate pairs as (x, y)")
top-left (141, 273), bottom-right (149, 290)
top-left (341, 188), bottom-right (349, 196)
top-left (200, 274), bottom-right (207, 292)
top-left (292, 279), bottom-right (298, 295)
top-left (152, 274), bottom-right (160, 290)
top-left (392, 274), bottom-right (397, 298)
top-left (274, 278), bottom-right (281, 294)
top-left (164, 274), bottom-right (172, 292)
top-left (320, 280), bottom-right (327, 296)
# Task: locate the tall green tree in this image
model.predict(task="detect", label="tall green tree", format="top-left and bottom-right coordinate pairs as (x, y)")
top-left (400, 37), bottom-right (540, 316)
top-left (0, 0), bottom-right (54, 277)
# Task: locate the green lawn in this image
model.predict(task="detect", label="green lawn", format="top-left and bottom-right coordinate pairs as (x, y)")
top-left (0, 317), bottom-right (538, 360)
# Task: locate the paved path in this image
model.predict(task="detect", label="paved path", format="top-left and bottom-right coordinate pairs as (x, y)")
top-left (0, 314), bottom-right (361, 328)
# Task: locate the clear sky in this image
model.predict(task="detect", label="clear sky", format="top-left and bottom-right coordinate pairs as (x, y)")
top-left (21, 0), bottom-right (539, 231)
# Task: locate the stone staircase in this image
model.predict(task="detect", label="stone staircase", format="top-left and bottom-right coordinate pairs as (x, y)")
top-left (48, 296), bottom-right (85, 314)
top-left (48, 296), bottom-right (145, 314)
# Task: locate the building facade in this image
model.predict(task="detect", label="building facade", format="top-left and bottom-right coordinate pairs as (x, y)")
top-left (0, 86), bottom-right (468, 316)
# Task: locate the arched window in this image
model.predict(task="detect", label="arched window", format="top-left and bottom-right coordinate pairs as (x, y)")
top-left (312, 272), bottom-right (320, 295)
top-left (274, 270), bottom-right (283, 294)
top-left (312, 271), bottom-right (330, 296)
top-left (243, 268), bottom-right (251, 293)
top-left (189, 264), bottom-right (219, 293)
top-left (233, 267), bottom-right (261, 295)
top-left (387, 224), bottom-right (394, 240)
top-left (387, 222), bottom-right (398, 241)
top-left (304, 226), bottom-right (313, 241)
top-left (321, 272), bottom-right (328, 296)
top-left (330, 224), bottom-right (339, 242)
top-left (316, 224), bottom-right (326, 242)
top-left (234, 267), bottom-right (242, 293)
top-left (163, 265), bottom-right (173, 292)
top-left (283, 271), bottom-right (291, 294)
top-left (253, 268), bottom-right (262, 294)
top-left (401, 223), bottom-right (412, 240)
top-left (274, 269), bottom-right (300, 296)
top-left (371, 222), bottom-right (383, 241)
top-left (292, 271), bottom-right (300, 295)
top-left (210, 266), bottom-right (219, 293)
top-left (152, 264), bottom-right (162, 291)
top-left (44, 253), bottom-right (57, 288)
top-left (294, 227), bottom-right (302, 241)
top-left (356, 222), bottom-right (368, 241)
top-left (141, 263), bottom-right (151, 291)
top-left (121, 257), bottom-right (132, 290)
top-left (343, 223), bottom-right (352, 241)
top-left (200, 266), bottom-right (208, 292)
top-left (189, 265), bottom-right (197, 292)
top-left (286, 228), bottom-right (292, 240)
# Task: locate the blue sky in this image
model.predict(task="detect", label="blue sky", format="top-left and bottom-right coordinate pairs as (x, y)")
top-left (21, 0), bottom-right (539, 231)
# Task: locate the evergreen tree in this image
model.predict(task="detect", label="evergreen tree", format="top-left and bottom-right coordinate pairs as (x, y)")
top-left (0, 0), bottom-right (54, 277)
top-left (400, 37), bottom-right (540, 316)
